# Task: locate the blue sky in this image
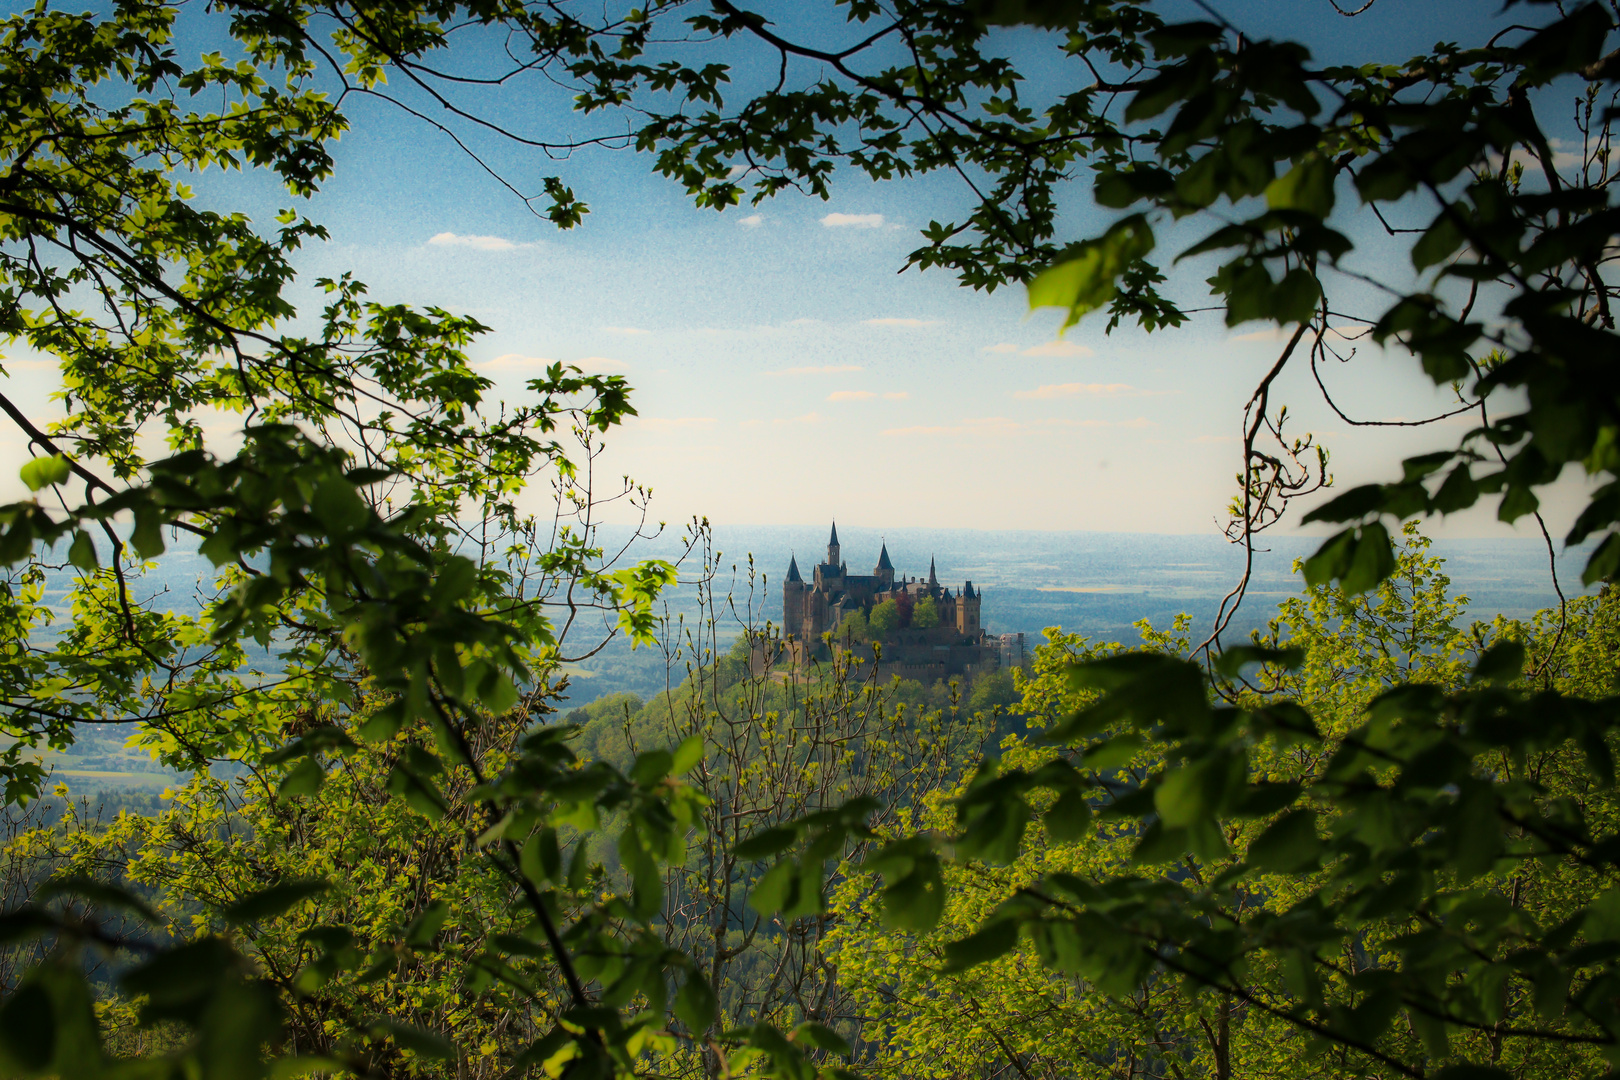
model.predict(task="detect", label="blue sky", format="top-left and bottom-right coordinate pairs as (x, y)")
top-left (2, 0), bottom-right (1599, 539)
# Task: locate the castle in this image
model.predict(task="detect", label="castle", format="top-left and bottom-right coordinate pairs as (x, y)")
top-left (777, 523), bottom-right (1021, 682)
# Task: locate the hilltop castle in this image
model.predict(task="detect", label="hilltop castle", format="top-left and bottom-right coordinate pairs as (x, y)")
top-left (778, 523), bottom-right (1022, 681)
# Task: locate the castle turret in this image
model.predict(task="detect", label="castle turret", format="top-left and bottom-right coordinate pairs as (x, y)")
top-left (827, 521), bottom-right (840, 567)
top-left (928, 556), bottom-right (938, 588)
top-left (958, 580), bottom-right (981, 636)
top-left (783, 555), bottom-right (808, 640)
top-left (875, 541), bottom-right (894, 588)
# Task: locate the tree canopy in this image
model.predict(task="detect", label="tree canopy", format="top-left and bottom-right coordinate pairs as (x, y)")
top-left (6, 3), bottom-right (1620, 1080)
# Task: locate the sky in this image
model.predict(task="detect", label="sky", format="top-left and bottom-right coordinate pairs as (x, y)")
top-left (1, 0), bottom-right (1601, 542)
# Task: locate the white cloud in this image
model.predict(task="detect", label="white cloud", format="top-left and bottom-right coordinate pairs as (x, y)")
top-left (1012, 382), bottom-right (1136, 400)
top-left (636, 417), bottom-right (717, 430)
top-left (774, 364), bottom-right (862, 376)
top-left (727, 164), bottom-right (749, 179)
top-left (1487, 144), bottom-right (1582, 173)
top-left (821, 213), bottom-right (885, 228)
top-left (604, 326), bottom-right (651, 335)
top-left (738, 214), bottom-right (764, 227)
top-left (982, 343), bottom-right (1020, 354)
top-left (864, 317), bottom-right (937, 328)
top-left (428, 232), bottom-right (520, 251)
top-left (829, 390), bottom-right (876, 401)
top-left (1021, 340), bottom-right (1095, 358)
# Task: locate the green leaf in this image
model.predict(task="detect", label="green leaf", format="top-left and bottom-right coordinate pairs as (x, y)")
top-left (749, 861), bottom-right (798, 916)
top-left (1028, 215), bottom-right (1156, 328)
top-left (473, 667), bottom-right (519, 715)
top-left (0, 982), bottom-right (54, 1073)
top-left (0, 911), bottom-right (59, 945)
top-left (66, 531), bottom-right (98, 571)
top-left (1044, 786), bottom-right (1093, 842)
top-left (872, 842), bottom-right (945, 932)
top-left (1412, 213), bottom-right (1466, 271)
top-left (277, 758), bottom-right (325, 801)
top-left (1433, 465), bottom-right (1479, 514)
top-left (672, 734), bottom-right (704, 775)
top-left (310, 477), bottom-right (370, 535)
top-left (1302, 484), bottom-right (1385, 524)
top-left (1266, 155), bottom-right (1336, 219)
top-left (942, 919), bottom-right (1019, 973)
top-left (19, 455), bottom-right (70, 493)
top-left (521, 828), bottom-right (562, 885)
top-left (1471, 641), bottom-right (1525, 685)
top-left (735, 826), bottom-right (798, 860)
top-left (1303, 529), bottom-right (1356, 588)
top-left (37, 877), bottom-right (159, 923)
top-left (225, 879), bottom-right (330, 925)
top-left (404, 900), bottom-right (450, 948)
top-left (630, 747), bottom-right (674, 785)
top-left (387, 762), bottom-right (447, 820)
top-left (1583, 532), bottom-right (1620, 585)
top-left (1272, 267), bottom-right (1321, 323)
top-left (1155, 763), bottom-right (1215, 829)
top-left (1246, 809), bottom-right (1320, 872)
top-left (792, 1021), bottom-right (850, 1056)
top-left (368, 1018), bottom-right (456, 1061)
top-left (675, 973), bottom-right (717, 1034)
top-left (130, 506), bottom-right (166, 559)
top-left (1499, 484), bottom-right (1540, 523)
top-left (1341, 523), bottom-right (1396, 594)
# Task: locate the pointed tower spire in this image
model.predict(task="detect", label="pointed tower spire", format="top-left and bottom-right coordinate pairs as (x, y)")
top-left (827, 521), bottom-right (840, 566)
top-left (876, 542), bottom-right (893, 571)
top-left (928, 556), bottom-right (938, 586)
top-left (786, 554), bottom-right (802, 583)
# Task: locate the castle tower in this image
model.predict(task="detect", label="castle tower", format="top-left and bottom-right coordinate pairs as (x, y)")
top-left (958, 580), bottom-right (981, 636)
top-left (928, 556), bottom-right (938, 589)
top-left (783, 555), bottom-right (807, 640)
top-left (827, 521), bottom-right (840, 567)
top-left (875, 541), bottom-right (894, 588)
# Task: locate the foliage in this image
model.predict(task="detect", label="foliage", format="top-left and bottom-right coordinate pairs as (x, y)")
top-left (8, 3), bottom-right (1620, 1080)
top-left (822, 531), bottom-right (1620, 1080)
top-left (869, 601), bottom-right (901, 641)
top-left (833, 610), bottom-right (872, 647)
top-left (966, 669), bottom-right (1019, 716)
top-left (912, 597), bottom-right (941, 630)
top-left (822, 524), bottom-right (1620, 1080)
